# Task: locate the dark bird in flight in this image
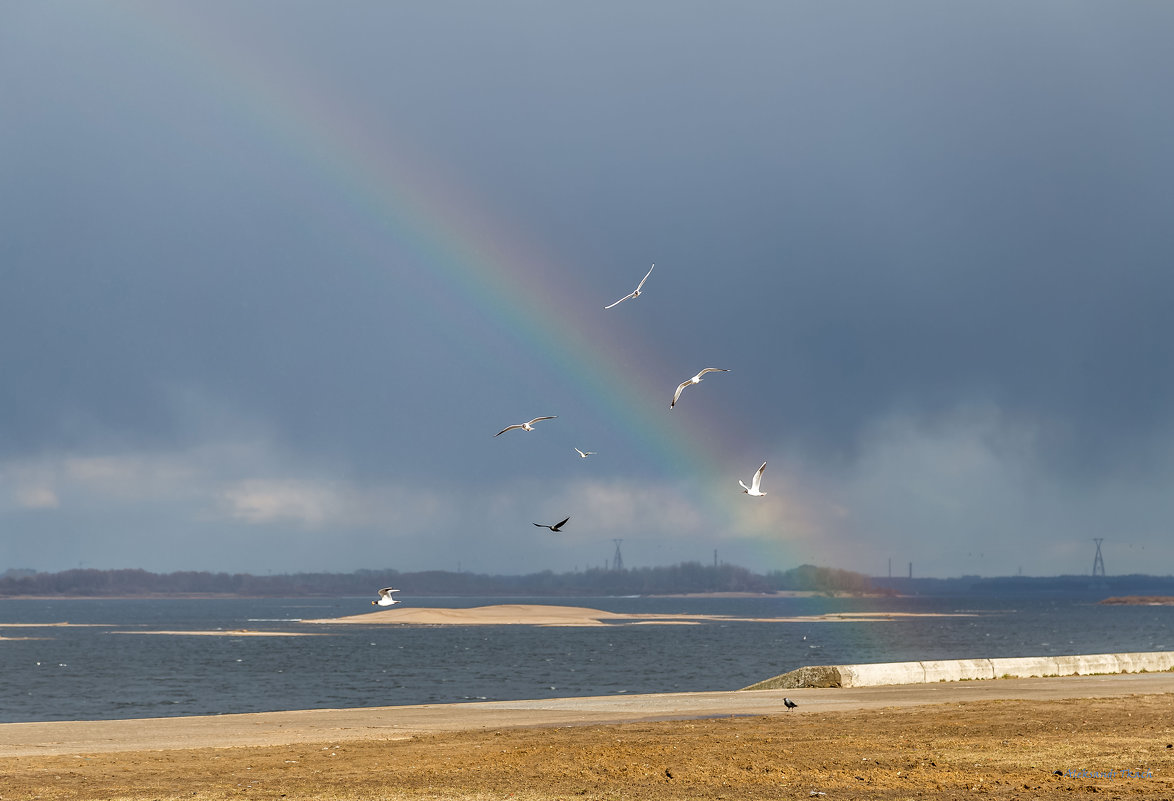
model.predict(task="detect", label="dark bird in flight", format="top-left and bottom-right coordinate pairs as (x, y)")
top-left (783, 697), bottom-right (798, 711)
top-left (534, 516), bottom-right (570, 532)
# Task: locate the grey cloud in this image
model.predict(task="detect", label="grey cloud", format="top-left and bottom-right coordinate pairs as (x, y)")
top-left (3, 2), bottom-right (1174, 574)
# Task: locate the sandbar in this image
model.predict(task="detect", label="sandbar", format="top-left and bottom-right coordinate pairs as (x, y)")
top-left (0, 622), bottom-right (112, 627)
top-left (302, 603), bottom-right (972, 626)
top-left (108, 629), bottom-right (323, 637)
top-left (1100, 595), bottom-right (1174, 605)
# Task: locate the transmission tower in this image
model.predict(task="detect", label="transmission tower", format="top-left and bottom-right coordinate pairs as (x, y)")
top-left (611, 539), bottom-right (624, 572)
top-left (1091, 538), bottom-right (1106, 577)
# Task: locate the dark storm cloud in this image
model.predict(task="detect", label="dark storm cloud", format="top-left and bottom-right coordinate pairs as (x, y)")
top-left (3, 0), bottom-right (1173, 496)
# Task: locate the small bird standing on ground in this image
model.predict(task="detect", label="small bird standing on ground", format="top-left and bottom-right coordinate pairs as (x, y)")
top-left (783, 697), bottom-right (798, 711)
top-left (534, 517), bottom-right (571, 532)
top-left (671, 368), bottom-right (730, 409)
top-left (372, 588), bottom-right (400, 607)
top-left (604, 264), bottom-right (655, 309)
top-left (495, 416), bottom-right (557, 436)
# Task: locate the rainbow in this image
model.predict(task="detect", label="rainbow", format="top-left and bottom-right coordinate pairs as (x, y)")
top-left (113, 5), bottom-right (827, 569)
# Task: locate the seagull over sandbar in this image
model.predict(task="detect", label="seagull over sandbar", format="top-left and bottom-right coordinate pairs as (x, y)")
top-left (670, 368), bottom-right (730, 409)
top-left (739, 461), bottom-right (768, 496)
top-left (534, 516), bottom-right (570, 532)
top-left (574, 448), bottom-right (596, 458)
top-left (371, 587), bottom-right (401, 607)
top-left (604, 264), bottom-right (655, 309)
top-left (495, 416), bottom-right (557, 437)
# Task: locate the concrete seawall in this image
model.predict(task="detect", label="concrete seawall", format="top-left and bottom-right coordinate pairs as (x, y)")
top-left (742, 650), bottom-right (1174, 690)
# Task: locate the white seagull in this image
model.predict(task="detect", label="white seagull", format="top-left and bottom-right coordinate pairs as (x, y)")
top-left (739, 461), bottom-right (768, 496)
top-left (371, 587), bottom-right (401, 607)
top-left (670, 368), bottom-right (730, 409)
top-left (534, 516), bottom-right (571, 532)
top-left (604, 264), bottom-right (655, 309)
top-left (495, 416), bottom-right (557, 437)
top-left (573, 448), bottom-right (596, 458)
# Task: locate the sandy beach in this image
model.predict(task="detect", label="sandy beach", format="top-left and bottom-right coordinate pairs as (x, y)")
top-left (3, 673), bottom-right (1171, 799)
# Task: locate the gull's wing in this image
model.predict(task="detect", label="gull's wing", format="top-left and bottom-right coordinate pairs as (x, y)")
top-left (604, 291), bottom-right (636, 309)
top-left (526, 416), bottom-right (557, 425)
top-left (552, 516), bottom-right (571, 531)
top-left (533, 522), bottom-right (549, 529)
top-left (698, 368), bottom-right (730, 377)
top-left (635, 263), bottom-right (655, 292)
top-left (738, 479), bottom-right (751, 493)
top-left (751, 462), bottom-right (767, 492)
top-left (378, 587), bottom-right (399, 597)
top-left (671, 380), bottom-right (691, 408)
top-left (495, 424), bottom-right (523, 436)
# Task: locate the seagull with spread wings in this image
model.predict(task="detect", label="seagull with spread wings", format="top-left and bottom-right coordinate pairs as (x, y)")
top-left (604, 264), bottom-right (655, 309)
top-left (670, 368), bottom-right (730, 409)
top-left (495, 416), bottom-right (557, 437)
top-left (371, 587), bottom-right (401, 607)
top-left (739, 461), bottom-right (768, 496)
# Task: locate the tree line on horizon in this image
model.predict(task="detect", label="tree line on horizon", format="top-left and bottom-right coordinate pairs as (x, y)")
top-left (0, 561), bottom-right (880, 597)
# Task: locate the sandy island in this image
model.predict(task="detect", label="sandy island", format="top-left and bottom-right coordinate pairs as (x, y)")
top-left (1101, 595), bottom-right (1174, 605)
top-left (0, 622), bottom-right (112, 627)
top-left (302, 603), bottom-right (971, 627)
top-left (108, 629), bottom-right (323, 637)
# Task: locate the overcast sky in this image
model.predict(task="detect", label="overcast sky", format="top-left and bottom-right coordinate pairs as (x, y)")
top-left (3, 2), bottom-right (1173, 579)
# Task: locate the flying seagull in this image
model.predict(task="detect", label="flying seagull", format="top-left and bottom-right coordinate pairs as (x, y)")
top-left (739, 461), bottom-right (768, 497)
top-left (371, 587), bottom-right (401, 607)
top-left (534, 516), bottom-right (571, 532)
top-left (783, 697), bottom-right (798, 711)
top-left (604, 264), bottom-right (655, 309)
top-left (495, 416), bottom-right (557, 436)
top-left (670, 368), bottom-right (730, 409)
top-left (574, 448), bottom-right (596, 458)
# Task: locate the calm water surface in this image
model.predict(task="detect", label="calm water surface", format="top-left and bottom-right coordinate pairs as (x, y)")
top-left (1, 594), bottom-right (1170, 722)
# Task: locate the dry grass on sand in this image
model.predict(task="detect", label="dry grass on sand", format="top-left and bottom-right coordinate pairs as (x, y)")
top-left (4, 694), bottom-right (1173, 800)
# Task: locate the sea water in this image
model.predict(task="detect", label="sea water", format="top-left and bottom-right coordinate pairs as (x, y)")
top-left (0, 594), bottom-right (1170, 723)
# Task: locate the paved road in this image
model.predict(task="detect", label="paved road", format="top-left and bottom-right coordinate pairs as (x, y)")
top-left (2, 672), bottom-right (1171, 757)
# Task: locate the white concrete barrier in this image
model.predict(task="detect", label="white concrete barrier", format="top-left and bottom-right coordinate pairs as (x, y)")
top-left (841, 660), bottom-right (925, 687)
top-left (1061, 653), bottom-right (1121, 675)
top-left (988, 656), bottom-right (1060, 679)
top-left (1116, 651), bottom-right (1174, 673)
top-left (742, 650), bottom-right (1174, 690)
top-left (922, 658), bottom-right (996, 682)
